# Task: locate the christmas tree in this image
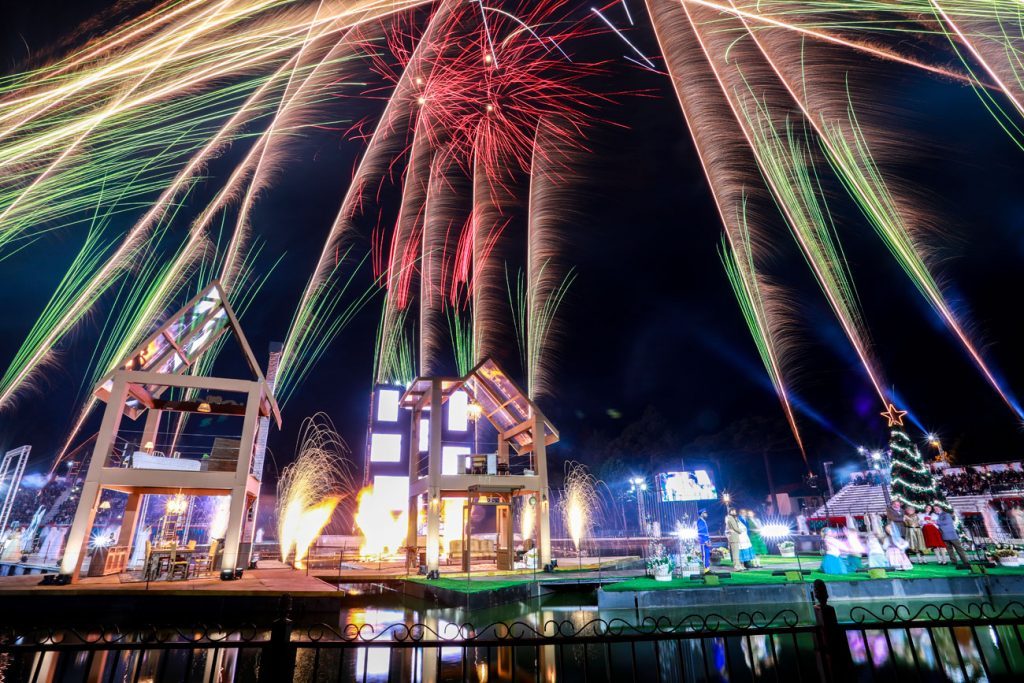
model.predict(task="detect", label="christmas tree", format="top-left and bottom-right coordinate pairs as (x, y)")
top-left (881, 404), bottom-right (948, 510)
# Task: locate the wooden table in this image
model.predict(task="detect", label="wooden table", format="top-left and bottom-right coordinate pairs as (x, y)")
top-left (146, 547), bottom-right (197, 580)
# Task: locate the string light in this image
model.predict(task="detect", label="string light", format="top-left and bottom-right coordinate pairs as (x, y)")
top-left (888, 426), bottom-right (949, 508)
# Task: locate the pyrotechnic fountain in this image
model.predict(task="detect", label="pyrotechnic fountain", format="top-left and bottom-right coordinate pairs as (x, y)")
top-left (276, 414), bottom-right (353, 569)
top-left (208, 497), bottom-right (230, 541)
top-left (353, 486), bottom-right (408, 561)
top-left (520, 498), bottom-right (536, 543)
top-left (561, 462), bottom-right (601, 554)
top-left (440, 497), bottom-right (466, 561)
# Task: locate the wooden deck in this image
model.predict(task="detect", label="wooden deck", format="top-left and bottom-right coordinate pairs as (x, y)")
top-left (0, 566), bottom-right (339, 596)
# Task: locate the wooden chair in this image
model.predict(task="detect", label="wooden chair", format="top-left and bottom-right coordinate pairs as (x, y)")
top-left (193, 540), bottom-right (219, 576)
top-left (168, 547), bottom-right (192, 580)
top-left (145, 540), bottom-right (170, 579)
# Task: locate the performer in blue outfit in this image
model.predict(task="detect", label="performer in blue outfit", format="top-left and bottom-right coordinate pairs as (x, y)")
top-left (697, 509), bottom-right (711, 573)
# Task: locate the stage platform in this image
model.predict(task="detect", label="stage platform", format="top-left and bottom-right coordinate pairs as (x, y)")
top-left (598, 561), bottom-right (1024, 611)
top-left (0, 566), bottom-right (342, 624)
top-left (310, 553), bottom-right (641, 582)
top-left (5, 555), bottom-right (1023, 620)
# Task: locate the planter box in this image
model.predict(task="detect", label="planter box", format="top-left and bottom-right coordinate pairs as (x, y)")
top-left (779, 548), bottom-right (796, 558)
top-left (998, 557), bottom-right (1020, 567)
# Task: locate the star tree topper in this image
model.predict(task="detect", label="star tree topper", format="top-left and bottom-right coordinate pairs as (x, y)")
top-left (881, 403), bottom-right (908, 427)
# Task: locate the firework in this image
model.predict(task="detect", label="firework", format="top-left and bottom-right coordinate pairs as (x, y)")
top-left (352, 0), bottom-right (610, 381)
top-left (4, 0), bottom-right (1023, 467)
top-left (0, 1), bottom-right (423, 409)
top-left (648, 0), bottom-right (809, 457)
top-left (647, 0), bottom-right (1023, 426)
top-left (276, 413), bottom-right (354, 569)
top-left (561, 461), bottom-right (601, 553)
top-left (520, 496), bottom-right (536, 542)
top-left (720, 3), bottom-right (1023, 418)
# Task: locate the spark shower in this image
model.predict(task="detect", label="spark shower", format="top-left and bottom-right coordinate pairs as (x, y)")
top-left (1, 0), bottom-right (1023, 461)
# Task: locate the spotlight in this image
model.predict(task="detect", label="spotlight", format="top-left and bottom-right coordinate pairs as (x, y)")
top-left (760, 522), bottom-right (793, 541)
top-left (197, 402), bottom-right (212, 413)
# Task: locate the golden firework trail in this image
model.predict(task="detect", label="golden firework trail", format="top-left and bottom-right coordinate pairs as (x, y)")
top-left (0, 0), bottom-right (429, 409)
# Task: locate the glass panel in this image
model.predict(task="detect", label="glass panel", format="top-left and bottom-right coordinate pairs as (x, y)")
top-left (377, 389), bottom-right (401, 422)
top-left (448, 390), bottom-right (468, 431)
top-left (442, 446), bottom-right (471, 475)
top-left (370, 433), bottom-right (402, 463)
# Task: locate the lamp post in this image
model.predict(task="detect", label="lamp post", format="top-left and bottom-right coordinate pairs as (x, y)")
top-left (822, 461), bottom-right (836, 500)
top-left (926, 432), bottom-right (948, 462)
top-left (860, 447), bottom-right (892, 508)
top-left (628, 477), bottom-right (648, 538)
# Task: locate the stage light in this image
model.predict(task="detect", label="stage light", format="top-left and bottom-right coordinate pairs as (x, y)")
top-left (41, 573), bottom-right (72, 586)
top-left (675, 525), bottom-right (698, 541)
top-left (760, 522), bottom-right (793, 541)
top-left (197, 402), bottom-right (211, 413)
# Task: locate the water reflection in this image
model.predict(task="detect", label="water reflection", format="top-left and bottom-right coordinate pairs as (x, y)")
top-left (4, 592), bottom-right (1024, 681)
top-left (847, 624), bottom-right (1002, 681)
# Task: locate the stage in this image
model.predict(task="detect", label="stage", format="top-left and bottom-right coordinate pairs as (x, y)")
top-left (3, 553), bottom-right (1024, 618)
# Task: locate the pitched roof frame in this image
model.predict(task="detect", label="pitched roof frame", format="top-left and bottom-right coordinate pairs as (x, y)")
top-left (94, 280), bottom-right (281, 425)
top-left (401, 358), bottom-right (558, 454)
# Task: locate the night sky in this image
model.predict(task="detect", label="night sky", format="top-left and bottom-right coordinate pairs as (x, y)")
top-left (3, 1), bottom-right (1024, 502)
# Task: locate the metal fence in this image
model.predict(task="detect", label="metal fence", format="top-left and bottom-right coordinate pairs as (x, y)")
top-left (2, 584), bottom-right (1024, 682)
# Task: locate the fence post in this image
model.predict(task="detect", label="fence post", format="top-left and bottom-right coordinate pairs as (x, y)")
top-left (260, 594), bottom-right (295, 683)
top-left (811, 579), bottom-right (853, 682)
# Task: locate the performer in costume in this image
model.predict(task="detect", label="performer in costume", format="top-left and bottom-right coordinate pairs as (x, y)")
top-left (820, 529), bottom-right (850, 575)
top-left (937, 505), bottom-right (971, 566)
top-left (738, 511), bottom-right (756, 568)
top-left (696, 509), bottom-right (711, 573)
top-left (921, 504), bottom-right (947, 564)
top-left (887, 501), bottom-right (905, 538)
top-left (725, 509), bottom-right (747, 571)
top-left (745, 510), bottom-right (767, 566)
top-left (884, 525), bottom-right (913, 571)
top-left (843, 529), bottom-right (864, 572)
top-left (903, 506), bottom-right (925, 557)
top-left (796, 509), bottom-right (810, 535)
top-left (867, 532), bottom-right (888, 569)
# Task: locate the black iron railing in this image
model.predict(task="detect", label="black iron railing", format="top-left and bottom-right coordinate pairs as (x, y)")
top-left (2, 586), bottom-right (1024, 681)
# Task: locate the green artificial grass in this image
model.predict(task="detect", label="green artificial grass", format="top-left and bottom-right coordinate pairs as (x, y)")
top-left (406, 577), bottom-right (528, 594)
top-left (602, 561), bottom-right (1024, 592)
top-left (757, 555), bottom-right (820, 566)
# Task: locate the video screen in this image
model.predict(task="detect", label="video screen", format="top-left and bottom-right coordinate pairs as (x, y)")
top-left (658, 470), bottom-right (717, 502)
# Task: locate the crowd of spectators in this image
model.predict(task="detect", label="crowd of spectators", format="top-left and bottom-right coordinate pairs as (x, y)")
top-left (849, 471), bottom-right (886, 486)
top-left (3, 475), bottom-right (83, 531)
top-left (845, 466), bottom-right (1024, 497)
top-left (940, 468), bottom-right (1024, 496)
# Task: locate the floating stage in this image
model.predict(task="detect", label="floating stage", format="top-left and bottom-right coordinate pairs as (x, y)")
top-left (4, 556), bottom-right (1024, 620)
top-left (597, 561), bottom-right (1024, 613)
